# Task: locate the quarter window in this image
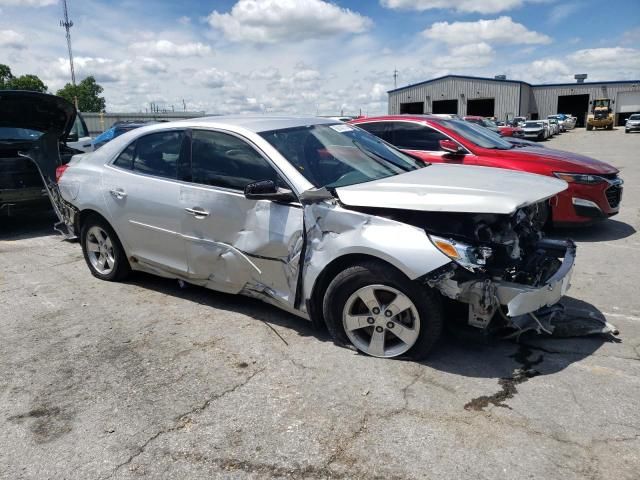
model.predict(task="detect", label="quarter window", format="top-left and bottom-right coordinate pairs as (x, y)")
top-left (190, 130), bottom-right (280, 190)
top-left (391, 123), bottom-right (448, 151)
top-left (113, 142), bottom-right (136, 170)
top-left (132, 131), bottom-right (186, 179)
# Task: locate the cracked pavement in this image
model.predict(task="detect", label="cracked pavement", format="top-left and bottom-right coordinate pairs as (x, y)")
top-left (2, 128), bottom-right (639, 479)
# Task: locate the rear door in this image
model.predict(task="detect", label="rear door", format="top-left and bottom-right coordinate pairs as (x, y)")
top-left (102, 129), bottom-right (190, 274)
top-left (179, 128), bottom-right (304, 306)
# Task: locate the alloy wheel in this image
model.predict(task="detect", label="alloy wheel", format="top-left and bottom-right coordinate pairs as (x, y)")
top-left (342, 284), bottom-right (420, 358)
top-left (85, 226), bottom-right (116, 275)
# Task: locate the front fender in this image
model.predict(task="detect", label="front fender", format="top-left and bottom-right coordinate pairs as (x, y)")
top-left (301, 202), bottom-right (451, 303)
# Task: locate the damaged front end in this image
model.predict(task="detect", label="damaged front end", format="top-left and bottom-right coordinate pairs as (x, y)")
top-left (415, 203), bottom-right (618, 338)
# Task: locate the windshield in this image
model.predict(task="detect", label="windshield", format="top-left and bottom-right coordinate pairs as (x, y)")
top-left (629, 114), bottom-right (640, 120)
top-left (260, 123), bottom-right (423, 188)
top-left (434, 119), bottom-right (513, 149)
top-left (0, 127), bottom-right (43, 141)
top-left (481, 118), bottom-right (498, 128)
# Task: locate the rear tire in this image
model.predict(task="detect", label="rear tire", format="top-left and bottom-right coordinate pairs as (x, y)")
top-left (322, 261), bottom-right (443, 360)
top-left (80, 216), bottom-right (131, 281)
top-left (586, 124), bottom-right (593, 131)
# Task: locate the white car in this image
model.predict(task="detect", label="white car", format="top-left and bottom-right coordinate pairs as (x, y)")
top-left (546, 118), bottom-right (560, 136)
top-left (625, 113), bottom-right (640, 133)
top-left (32, 113), bottom-right (589, 359)
top-left (548, 115), bottom-right (566, 132)
top-left (66, 113), bottom-right (93, 153)
top-left (522, 121), bottom-right (550, 140)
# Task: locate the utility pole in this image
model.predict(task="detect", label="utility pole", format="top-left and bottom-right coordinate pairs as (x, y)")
top-left (60, 0), bottom-right (78, 109)
top-left (393, 68), bottom-right (398, 89)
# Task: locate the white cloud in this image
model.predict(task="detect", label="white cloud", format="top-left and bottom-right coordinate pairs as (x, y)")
top-left (423, 16), bottom-right (552, 45)
top-left (208, 0), bottom-right (372, 44)
top-left (0, 0), bottom-right (57, 6)
top-left (433, 43), bottom-right (495, 69)
top-left (129, 40), bottom-right (212, 57)
top-left (380, 0), bottom-right (525, 14)
top-left (194, 67), bottom-right (232, 88)
top-left (0, 29), bottom-right (25, 49)
top-left (547, 3), bottom-right (582, 25)
top-left (568, 47), bottom-right (640, 69)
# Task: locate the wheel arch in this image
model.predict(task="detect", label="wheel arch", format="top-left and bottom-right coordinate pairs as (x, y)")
top-left (306, 253), bottom-right (411, 330)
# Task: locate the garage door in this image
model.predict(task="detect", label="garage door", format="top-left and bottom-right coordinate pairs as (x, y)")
top-left (617, 91), bottom-right (640, 113)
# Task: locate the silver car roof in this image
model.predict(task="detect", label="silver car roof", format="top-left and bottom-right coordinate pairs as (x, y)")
top-left (171, 115), bottom-right (337, 133)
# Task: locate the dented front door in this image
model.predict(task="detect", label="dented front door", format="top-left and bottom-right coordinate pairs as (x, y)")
top-left (179, 129), bottom-right (304, 306)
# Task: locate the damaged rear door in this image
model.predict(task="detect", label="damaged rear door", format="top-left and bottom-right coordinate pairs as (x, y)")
top-left (179, 129), bottom-right (304, 306)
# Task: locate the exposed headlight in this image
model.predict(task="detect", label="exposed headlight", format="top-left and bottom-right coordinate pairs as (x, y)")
top-left (429, 235), bottom-right (492, 272)
top-left (553, 172), bottom-right (604, 185)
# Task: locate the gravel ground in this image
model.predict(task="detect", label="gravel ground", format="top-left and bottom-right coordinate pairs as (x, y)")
top-left (1, 127), bottom-right (639, 480)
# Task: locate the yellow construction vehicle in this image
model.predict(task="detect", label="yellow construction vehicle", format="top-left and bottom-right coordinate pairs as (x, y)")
top-left (586, 98), bottom-right (614, 130)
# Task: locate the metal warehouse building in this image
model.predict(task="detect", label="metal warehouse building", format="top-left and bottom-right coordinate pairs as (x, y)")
top-left (388, 75), bottom-right (640, 127)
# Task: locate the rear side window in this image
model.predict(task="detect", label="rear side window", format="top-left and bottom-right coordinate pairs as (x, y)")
top-left (190, 130), bottom-right (280, 190)
top-left (356, 122), bottom-right (393, 143)
top-left (113, 142), bottom-right (136, 169)
top-left (132, 131), bottom-right (186, 179)
top-left (391, 123), bottom-right (448, 151)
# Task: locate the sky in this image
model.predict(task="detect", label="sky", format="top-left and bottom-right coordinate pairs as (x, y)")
top-left (0, 0), bottom-right (639, 115)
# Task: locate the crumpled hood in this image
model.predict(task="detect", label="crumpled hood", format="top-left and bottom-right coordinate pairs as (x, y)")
top-left (0, 90), bottom-right (76, 139)
top-left (335, 163), bottom-right (567, 215)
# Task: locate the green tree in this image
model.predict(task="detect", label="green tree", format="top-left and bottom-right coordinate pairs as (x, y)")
top-left (56, 76), bottom-right (106, 112)
top-left (0, 64), bottom-right (48, 92)
top-left (0, 64), bottom-right (13, 88)
top-left (6, 74), bottom-right (48, 93)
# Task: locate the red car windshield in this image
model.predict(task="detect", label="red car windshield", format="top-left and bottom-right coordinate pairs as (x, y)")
top-left (434, 119), bottom-right (514, 150)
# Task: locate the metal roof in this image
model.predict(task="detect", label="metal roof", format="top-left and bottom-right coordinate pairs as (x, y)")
top-left (388, 74), bottom-right (640, 94)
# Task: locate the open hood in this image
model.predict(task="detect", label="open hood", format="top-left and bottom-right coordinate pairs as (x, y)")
top-left (335, 164), bottom-right (567, 215)
top-left (0, 90), bottom-right (76, 139)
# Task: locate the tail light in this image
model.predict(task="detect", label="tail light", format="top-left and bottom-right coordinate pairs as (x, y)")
top-left (55, 164), bottom-right (69, 183)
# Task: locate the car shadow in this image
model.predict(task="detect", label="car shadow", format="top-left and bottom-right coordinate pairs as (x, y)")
top-left (124, 272), bottom-right (328, 343)
top-left (124, 273), bottom-right (615, 389)
top-left (550, 219), bottom-right (636, 242)
top-left (0, 210), bottom-right (59, 241)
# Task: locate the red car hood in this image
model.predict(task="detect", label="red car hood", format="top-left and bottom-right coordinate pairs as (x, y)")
top-left (485, 147), bottom-right (619, 175)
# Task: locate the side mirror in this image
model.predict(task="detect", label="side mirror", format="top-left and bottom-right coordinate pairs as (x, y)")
top-left (244, 179), bottom-right (296, 202)
top-left (439, 139), bottom-right (465, 155)
top-left (66, 131), bottom-right (79, 142)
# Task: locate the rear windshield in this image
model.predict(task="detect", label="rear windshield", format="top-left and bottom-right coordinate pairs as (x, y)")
top-left (524, 122), bottom-right (543, 128)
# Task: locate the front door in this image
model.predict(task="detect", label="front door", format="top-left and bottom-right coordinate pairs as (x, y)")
top-left (102, 129), bottom-right (189, 274)
top-left (179, 129), bottom-right (304, 306)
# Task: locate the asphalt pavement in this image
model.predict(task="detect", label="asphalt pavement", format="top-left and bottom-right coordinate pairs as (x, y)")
top-left (1, 127), bottom-right (639, 479)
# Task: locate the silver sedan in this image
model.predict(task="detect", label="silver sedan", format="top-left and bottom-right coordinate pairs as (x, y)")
top-left (47, 116), bottom-right (581, 359)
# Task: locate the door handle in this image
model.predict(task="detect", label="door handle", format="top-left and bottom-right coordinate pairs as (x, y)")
top-left (109, 188), bottom-right (127, 199)
top-left (184, 207), bottom-right (209, 217)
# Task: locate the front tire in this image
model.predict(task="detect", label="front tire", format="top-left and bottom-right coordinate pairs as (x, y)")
top-left (80, 216), bottom-right (131, 281)
top-left (322, 261), bottom-right (443, 359)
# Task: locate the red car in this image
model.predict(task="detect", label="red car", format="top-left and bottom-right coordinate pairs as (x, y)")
top-left (349, 115), bottom-right (622, 226)
top-left (463, 115), bottom-right (523, 137)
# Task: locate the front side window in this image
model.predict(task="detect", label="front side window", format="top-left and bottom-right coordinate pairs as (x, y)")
top-left (390, 122), bottom-right (447, 151)
top-left (260, 123), bottom-right (422, 189)
top-left (132, 130), bottom-right (185, 179)
top-left (190, 130), bottom-right (280, 190)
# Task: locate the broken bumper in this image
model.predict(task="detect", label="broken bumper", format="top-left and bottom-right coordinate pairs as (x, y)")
top-left (497, 239), bottom-right (575, 317)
